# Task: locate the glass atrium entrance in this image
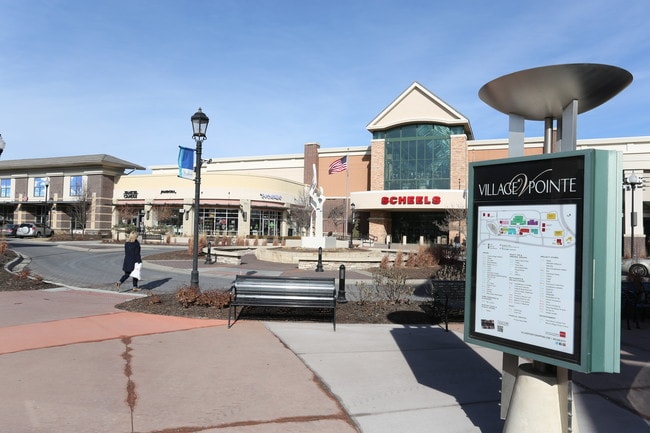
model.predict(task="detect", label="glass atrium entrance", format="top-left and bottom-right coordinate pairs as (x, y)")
top-left (390, 211), bottom-right (447, 244)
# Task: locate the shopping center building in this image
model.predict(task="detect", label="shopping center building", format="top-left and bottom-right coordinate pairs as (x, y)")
top-left (1, 82), bottom-right (648, 256)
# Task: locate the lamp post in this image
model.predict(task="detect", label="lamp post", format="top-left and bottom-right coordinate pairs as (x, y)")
top-left (44, 177), bottom-right (50, 226)
top-left (348, 203), bottom-right (356, 248)
top-left (625, 172), bottom-right (644, 259)
top-left (0, 134), bottom-right (5, 156)
top-left (190, 108), bottom-right (209, 289)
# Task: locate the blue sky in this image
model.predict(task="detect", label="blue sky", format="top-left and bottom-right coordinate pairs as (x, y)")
top-left (1, 0), bottom-right (648, 169)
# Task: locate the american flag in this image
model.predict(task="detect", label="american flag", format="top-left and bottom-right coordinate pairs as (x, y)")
top-left (328, 156), bottom-right (347, 174)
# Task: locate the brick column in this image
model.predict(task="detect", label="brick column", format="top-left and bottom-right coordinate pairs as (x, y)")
top-left (369, 211), bottom-right (390, 243)
top-left (304, 142), bottom-right (320, 185)
top-left (450, 134), bottom-right (468, 190)
top-left (370, 139), bottom-right (385, 191)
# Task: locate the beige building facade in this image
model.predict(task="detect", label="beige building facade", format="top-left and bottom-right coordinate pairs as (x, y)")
top-left (0, 82), bottom-right (647, 256)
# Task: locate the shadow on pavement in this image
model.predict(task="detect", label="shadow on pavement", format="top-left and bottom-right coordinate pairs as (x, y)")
top-left (391, 325), bottom-right (504, 433)
top-left (140, 277), bottom-right (173, 290)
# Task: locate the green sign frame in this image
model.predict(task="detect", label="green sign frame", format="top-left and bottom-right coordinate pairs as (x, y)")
top-left (464, 149), bottom-right (621, 373)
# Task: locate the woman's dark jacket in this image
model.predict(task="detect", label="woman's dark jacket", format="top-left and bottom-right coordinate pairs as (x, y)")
top-left (122, 240), bottom-right (142, 273)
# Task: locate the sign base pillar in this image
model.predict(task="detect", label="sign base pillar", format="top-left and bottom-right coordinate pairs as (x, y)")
top-left (503, 363), bottom-right (579, 433)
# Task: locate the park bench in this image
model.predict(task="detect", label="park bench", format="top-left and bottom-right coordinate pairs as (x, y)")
top-left (431, 280), bottom-right (466, 331)
top-left (142, 232), bottom-right (164, 242)
top-left (622, 280), bottom-right (650, 330)
top-left (228, 275), bottom-right (337, 330)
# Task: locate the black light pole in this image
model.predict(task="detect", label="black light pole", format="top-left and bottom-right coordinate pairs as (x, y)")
top-left (190, 108), bottom-right (209, 289)
top-left (348, 203), bottom-right (356, 248)
top-left (625, 173), bottom-right (644, 259)
top-left (44, 177), bottom-right (50, 226)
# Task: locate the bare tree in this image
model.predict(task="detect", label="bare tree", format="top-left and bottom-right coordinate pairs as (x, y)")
top-left (328, 203), bottom-right (345, 234)
top-left (116, 205), bottom-right (139, 223)
top-left (155, 204), bottom-right (175, 226)
top-left (288, 188), bottom-right (312, 236)
top-left (70, 186), bottom-right (92, 235)
top-left (434, 207), bottom-right (467, 242)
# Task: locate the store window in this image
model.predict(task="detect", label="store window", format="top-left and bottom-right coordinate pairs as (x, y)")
top-left (378, 124), bottom-right (464, 190)
top-left (199, 208), bottom-right (238, 236)
top-left (0, 179), bottom-right (10, 198)
top-left (250, 209), bottom-right (281, 237)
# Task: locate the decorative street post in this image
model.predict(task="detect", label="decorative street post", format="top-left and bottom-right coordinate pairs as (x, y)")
top-left (190, 108), bottom-right (209, 289)
top-left (624, 172), bottom-right (644, 259)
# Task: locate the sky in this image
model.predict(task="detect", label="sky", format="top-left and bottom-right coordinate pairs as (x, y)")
top-left (1, 0), bottom-right (649, 170)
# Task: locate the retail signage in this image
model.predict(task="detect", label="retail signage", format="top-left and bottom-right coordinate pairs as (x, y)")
top-left (123, 191), bottom-right (138, 199)
top-left (380, 195), bottom-right (441, 205)
top-left (260, 193), bottom-right (282, 201)
top-left (464, 149), bottom-right (621, 373)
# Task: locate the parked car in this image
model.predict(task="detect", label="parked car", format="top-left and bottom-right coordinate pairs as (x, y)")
top-left (16, 223), bottom-right (54, 238)
top-left (0, 223), bottom-right (17, 237)
top-left (621, 257), bottom-right (650, 277)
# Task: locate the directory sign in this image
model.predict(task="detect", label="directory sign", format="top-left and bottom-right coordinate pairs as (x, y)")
top-left (465, 149), bottom-right (622, 373)
top-left (468, 153), bottom-right (585, 365)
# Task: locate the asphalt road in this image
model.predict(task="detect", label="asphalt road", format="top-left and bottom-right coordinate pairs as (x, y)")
top-left (7, 239), bottom-right (236, 294)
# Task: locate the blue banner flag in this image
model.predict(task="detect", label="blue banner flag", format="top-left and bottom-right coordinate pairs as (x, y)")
top-left (178, 146), bottom-right (195, 180)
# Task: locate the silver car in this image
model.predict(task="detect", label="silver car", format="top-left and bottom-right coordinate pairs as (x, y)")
top-left (16, 223), bottom-right (54, 238)
top-left (621, 257), bottom-right (650, 277)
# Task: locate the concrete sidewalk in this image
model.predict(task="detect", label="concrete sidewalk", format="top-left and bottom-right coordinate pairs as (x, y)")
top-left (2, 241), bottom-right (650, 432)
top-left (0, 289), bottom-right (357, 433)
top-left (1, 288), bottom-right (649, 432)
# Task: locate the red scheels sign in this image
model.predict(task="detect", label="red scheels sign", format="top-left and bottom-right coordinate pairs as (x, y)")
top-left (380, 195), bottom-right (442, 205)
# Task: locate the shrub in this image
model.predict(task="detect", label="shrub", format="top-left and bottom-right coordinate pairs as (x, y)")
top-left (432, 262), bottom-right (466, 281)
top-left (393, 250), bottom-right (404, 268)
top-left (379, 255), bottom-right (390, 269)
top-left (370, 267), bottom-right (412, 304)
top-left (175, 285), bottom-right (200, 307)
top-left (414, 245), bottom-right (437, 267)
top-left (174, 285), bottom-right (231, 308)
top-left (187, 234), bottom-right (208, 255)
top-left (405, 252), bottom-right (416, 267)
top-left (196, 290), bottom-right (231, 308)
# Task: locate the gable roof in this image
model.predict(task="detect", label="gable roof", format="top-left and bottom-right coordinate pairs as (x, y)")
top-left (366, 82), bottom-right (474, 139)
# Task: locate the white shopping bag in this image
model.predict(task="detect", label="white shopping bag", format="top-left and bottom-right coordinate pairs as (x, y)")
top-left (129, 262), bottom-right (142, 280)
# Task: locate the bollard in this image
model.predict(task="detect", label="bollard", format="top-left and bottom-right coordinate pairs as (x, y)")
top-left (337, 264), bottom-right (348, 303)
top-left (315, 246), bottom-right (324, 272)
top-left (205, 241), bottom-right (212, 264)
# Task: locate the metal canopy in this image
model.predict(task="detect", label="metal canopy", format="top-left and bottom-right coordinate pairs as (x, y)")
top-left (478, 63), bottom-right (632, 120)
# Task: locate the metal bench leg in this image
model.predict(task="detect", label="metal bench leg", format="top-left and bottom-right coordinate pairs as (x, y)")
top-left (444, 296), bottom-right (449, 332)
top-left (228, 304), bottom-right (237, 328)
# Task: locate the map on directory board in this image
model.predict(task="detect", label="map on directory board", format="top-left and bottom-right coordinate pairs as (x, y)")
top-left (474, 204), bottom-right (576, 355)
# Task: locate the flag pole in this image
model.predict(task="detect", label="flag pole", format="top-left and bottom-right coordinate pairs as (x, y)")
top-left (345, 149), bottom-right (350, 244)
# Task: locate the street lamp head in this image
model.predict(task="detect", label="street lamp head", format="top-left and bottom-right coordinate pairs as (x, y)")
top-left (351, 203), bottom-right (355, 212)
top-left (627, 173), bottom-right (643, 186)
top-left (0, 134), bottom-right (5, 156)
top-left (191, 108), bottom-right (209, 139)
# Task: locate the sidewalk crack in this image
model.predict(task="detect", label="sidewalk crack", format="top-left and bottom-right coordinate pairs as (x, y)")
top-left (121, 336), bottom-right (137, 432)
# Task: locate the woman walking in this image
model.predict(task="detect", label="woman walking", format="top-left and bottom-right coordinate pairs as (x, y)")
top-left (116, 231), bottom-right (142, 291)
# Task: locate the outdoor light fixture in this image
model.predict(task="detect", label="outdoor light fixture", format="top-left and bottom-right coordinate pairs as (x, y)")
top-left (0, 134), bottom-right (5, 156)
top-left (624, 172), bottom-right (644, 259)
top-left (190, 108), bottom-right (209, 288)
